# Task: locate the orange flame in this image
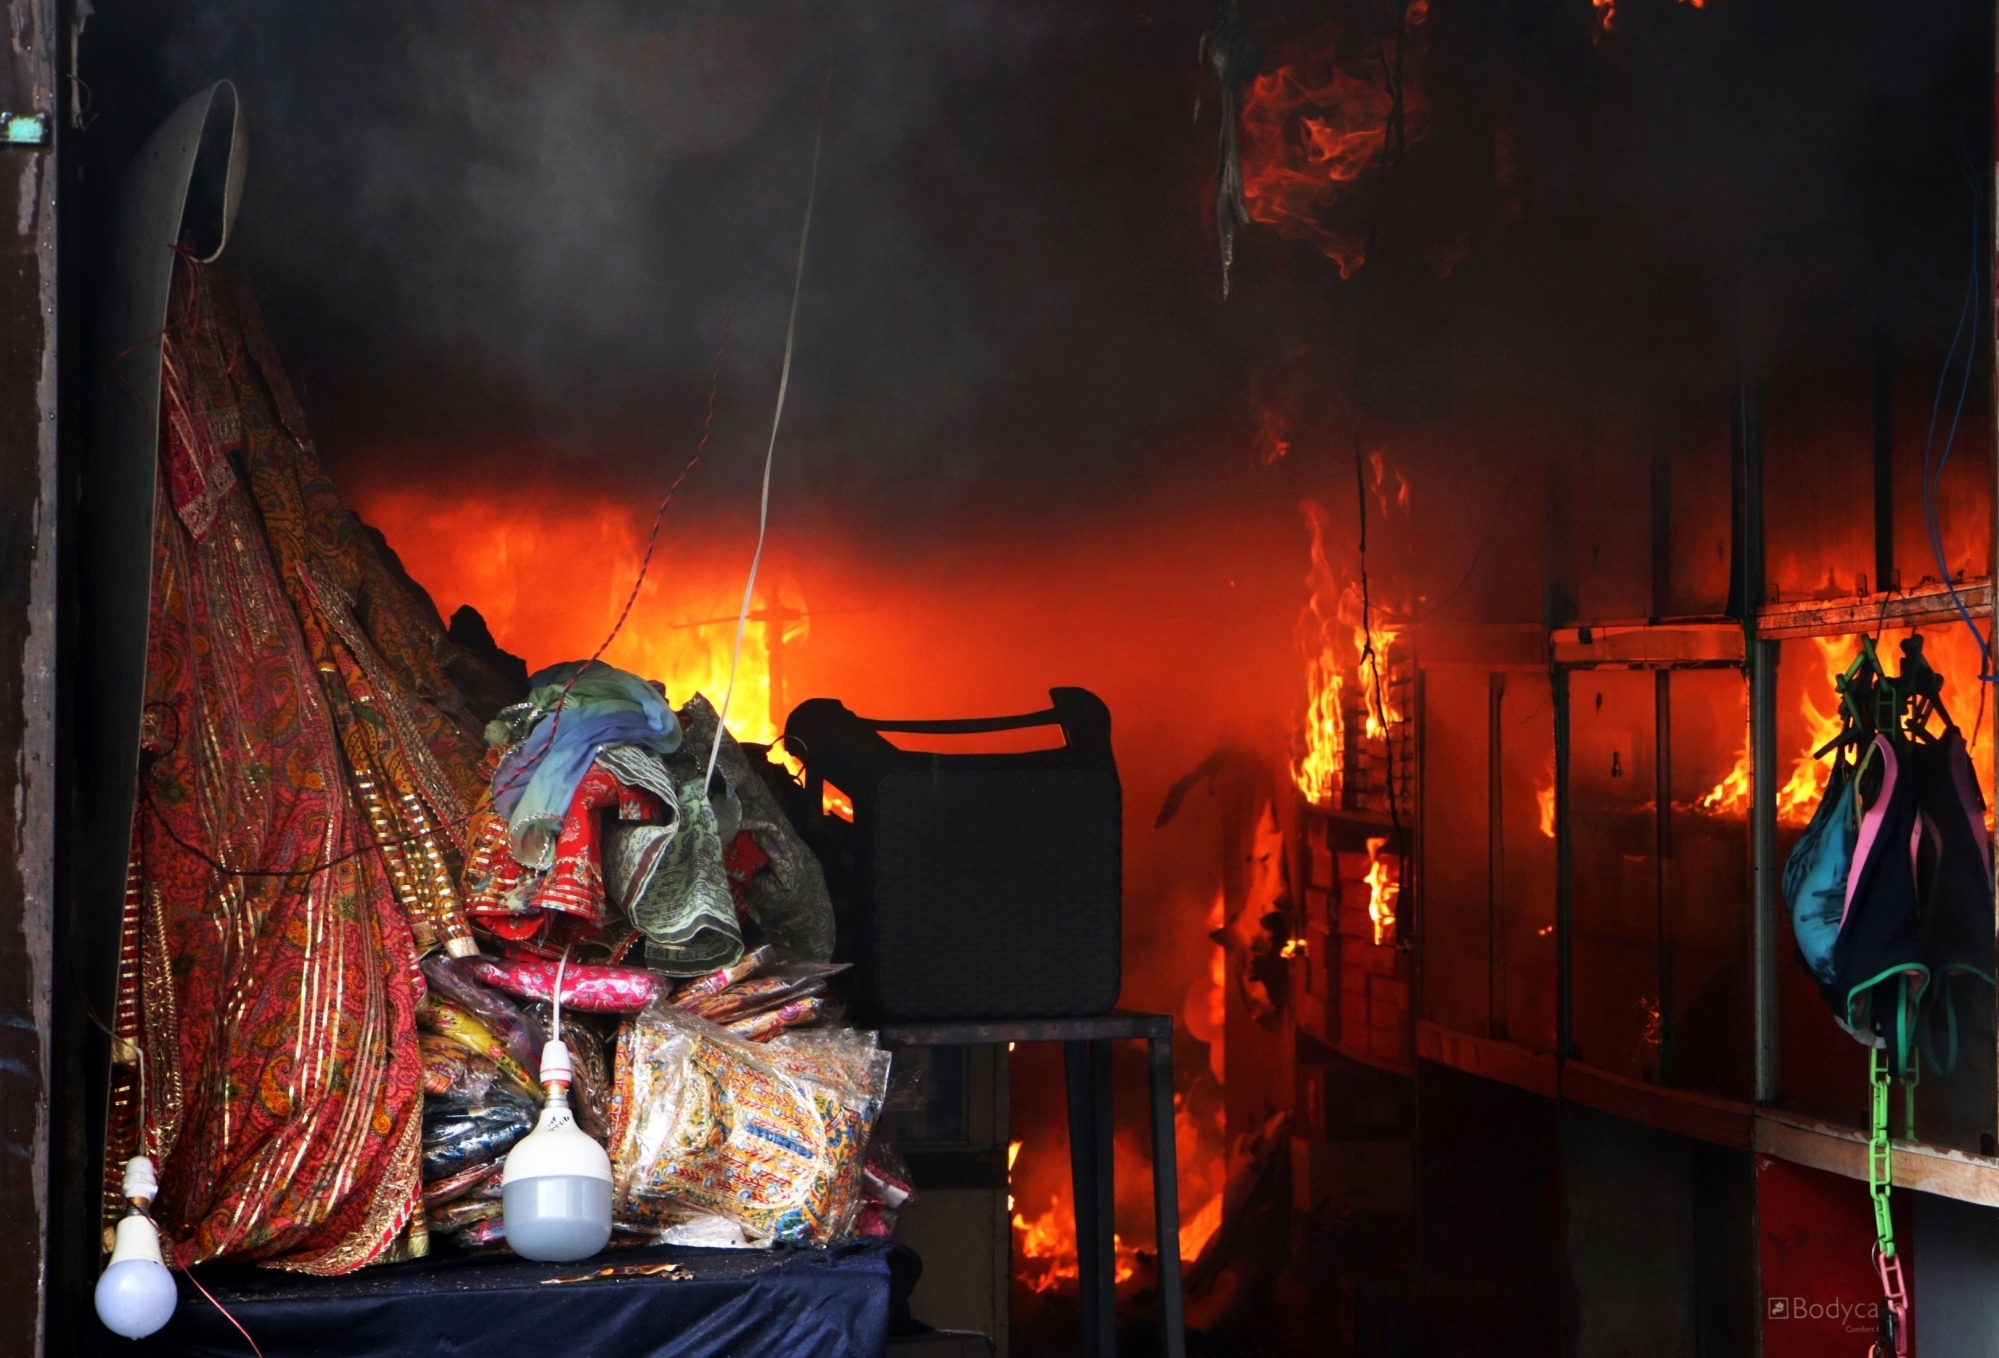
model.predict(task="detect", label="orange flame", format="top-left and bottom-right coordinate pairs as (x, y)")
top-left (1699, 629), bottom-right (1995, 830)
top-left (1293, 504), bottom-right (1348, 805)
top-left (1536, 770), bottom-right (1557, 839)
top-left (1010, 1197), bottom-right (1139, 1293)
top-left (1237, 18), bottom-right (1430, 277)
top-left (350, 483), bottom-right (807, 758)
top-left (1777, 636), bottom-right (1850, 827)
top-left (821, 780), bottom-right (855, 823)
top-left (1364, 835), bottom-right (1399, 946)
top-left (1293, 502), bottom-right (1406, 805)
top-left (1697, 745), bottom-right (1753, 818)
top-left (1178, 1190), bottom-right (1225, 1262)
top-left (1252, 402), bottom-right (1294, 467)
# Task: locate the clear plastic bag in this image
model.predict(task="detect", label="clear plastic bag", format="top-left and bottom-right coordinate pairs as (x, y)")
top-left (421, 953), bottom-right (546, 1079)
top-left (683, 962), bottom-right (846, 1024)
top-left (421, 1087), bottom-right (535, 1180)
top-left (609, 1003), bottom-right (890, 1245)
top-left (418, 996), bottom-right (539, 1096)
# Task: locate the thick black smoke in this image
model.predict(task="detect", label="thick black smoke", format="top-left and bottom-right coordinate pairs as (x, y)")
top-left (78, 0), bottom-right (1990, 581)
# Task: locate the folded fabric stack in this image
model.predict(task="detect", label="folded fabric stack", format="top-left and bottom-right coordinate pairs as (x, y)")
top-left (459, 662), bottom-right (834, 977)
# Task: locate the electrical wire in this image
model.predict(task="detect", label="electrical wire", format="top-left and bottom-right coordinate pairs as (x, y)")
top-left (706, 68), bottom-right (831, 798)
top-left (551, 944), bottom-right (570, 1047)
top-left (141, 273), bottom-right (749, 880)
top-left (1351, 419), bottom-right (1408, 942)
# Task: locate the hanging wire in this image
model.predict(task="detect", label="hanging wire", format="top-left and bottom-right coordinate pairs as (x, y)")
top-left (143, 274), bottom-right (750, 880)
top-left (1351, 419), bottom-right (1408, 940)
top-left (705, 68), bottom-right (832, 798)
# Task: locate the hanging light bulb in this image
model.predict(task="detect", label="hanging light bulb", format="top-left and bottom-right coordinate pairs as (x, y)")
top-left (502, 954), bottom-right (612, 1261)
top-left (95, 1156), bottom-right (178, 1339)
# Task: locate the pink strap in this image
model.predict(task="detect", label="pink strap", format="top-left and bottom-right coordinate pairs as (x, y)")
top-left (1844, 736), bottom-right (1899, 930)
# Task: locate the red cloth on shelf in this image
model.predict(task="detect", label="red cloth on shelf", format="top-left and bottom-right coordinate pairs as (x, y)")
top-left (463, 764), bottom-right (666, 946)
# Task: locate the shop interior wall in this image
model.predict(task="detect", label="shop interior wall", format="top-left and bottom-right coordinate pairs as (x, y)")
top-left (1561, 1102), bottom-right (1754, 1358)
top-left (1415, 1060), bottom-right (1561, 1353)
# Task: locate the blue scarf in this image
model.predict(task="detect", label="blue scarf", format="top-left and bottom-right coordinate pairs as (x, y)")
top-left (492, 661), bottom-right (682, 868)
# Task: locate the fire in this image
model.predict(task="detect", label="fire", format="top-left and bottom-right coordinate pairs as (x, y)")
top-left (1697, 745), bottom-right (1753, 818)
top-left (1012, 1197), bottom-right (1076, 1294)
top-left (821, 781), bottom-right (855, 823)
top-left (1777, 636), bottom-right (1850, 826)
top-left (1696, 628), bottom-right (1996, 830)
top-left (1178, 1189), bottom-right (1224, 1262)
top-left (1237, 16), bottom-right (1430, 278)
top-left (1367, 448), bottom-right (1411, 518)
top-left (1010, 1196), bottom-right (1138, 1293)
top-left (349, 483), bottom-right (808, 754)
top-left (1292, 501), bottom-right (1405, 805)
top-left (1293, 504), bottom-right (1348, 805)
top-left (1536, 770), bottom-right (1556, 839)
top-left (1356, 609), bottom-right (1404, 740)
top-left (1364, 835), bottom-right (1399, 946)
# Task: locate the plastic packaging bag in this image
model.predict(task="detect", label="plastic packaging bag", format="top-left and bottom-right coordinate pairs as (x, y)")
top-left (522, 1002), bottom-right (614, 1143)
top-left (421, 953), bottom-right (545, 1080)
top-left (422, 1088), bottom-right (535, 1179)
top-left (422, 1161), bottom-right (502, 1207)
top-left (419, 1035), bottom-right (472, 1096)
top-left (670, 946), bottom-right (773, 1008)
top-left (472, 958), bottom-right (658, 1012)
top-left (862, 1134), bottom-right (915, 1210)
top-left (609, 1003), bottom-right (889, 1244)
top-left (456, 1217), bottom-right (508, 1248)
top-left (725, 996), bottom-right (825, 1042)
top-left (685, 962), bottom-right (845, 1023)
top-left (418, 996), bottom-right (539, 1096)
top-left (429, 1197), bottom-right (504, 1233)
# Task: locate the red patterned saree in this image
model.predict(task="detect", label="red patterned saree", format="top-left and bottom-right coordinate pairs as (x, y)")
top-left (103, 266), bottom-right (488, 1273)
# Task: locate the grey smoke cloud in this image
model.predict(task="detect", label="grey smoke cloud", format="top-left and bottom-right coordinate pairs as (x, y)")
top-left (82, 0), bottom-right (1990, 553)
top-left (126, 0), bottom-right (1215, 527)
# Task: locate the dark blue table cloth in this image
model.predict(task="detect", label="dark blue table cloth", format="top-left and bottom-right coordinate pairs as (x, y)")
top-left (83, 1240), bottom-right (897, 1358)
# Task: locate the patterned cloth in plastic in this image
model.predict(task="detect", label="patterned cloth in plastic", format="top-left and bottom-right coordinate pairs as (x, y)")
top-left (608, 1005), bottom-right (889, 1245)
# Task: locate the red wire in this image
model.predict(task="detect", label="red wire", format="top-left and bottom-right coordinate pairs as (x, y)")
top-left (496, 286), bottom-right (748, 806)
top-left (149, 292), bottom-right (748, 878)
top-left (180, 1266), bottom-right (266, 1358)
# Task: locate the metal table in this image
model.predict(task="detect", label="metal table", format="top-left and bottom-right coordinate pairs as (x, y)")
top-left (878, 1011), bottom-right (1184, 1358)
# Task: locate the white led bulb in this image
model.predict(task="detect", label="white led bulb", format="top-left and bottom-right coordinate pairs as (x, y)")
top-left (94, 1157), bottom-right (178, 1339)
top-left (501, 1039), bottom-right (613, 1262)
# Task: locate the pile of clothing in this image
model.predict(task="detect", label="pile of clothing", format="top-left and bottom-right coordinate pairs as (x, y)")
top-left (110, 259), bottom-right (885, 1276)
top-left (460, 662), bottom-right (834, 976)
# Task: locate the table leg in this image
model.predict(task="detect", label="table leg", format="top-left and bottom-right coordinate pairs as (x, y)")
top-left (1065, 1040), bottom-right (1104, 1358)
top-left (1088, 1037), bottom-right (1116, 1358)
top-left (1149, 1032), bottom-right (1186, 1358)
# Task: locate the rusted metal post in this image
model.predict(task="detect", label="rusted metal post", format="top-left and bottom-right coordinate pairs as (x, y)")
top-left (0, 3), bottom-right (59, 1356)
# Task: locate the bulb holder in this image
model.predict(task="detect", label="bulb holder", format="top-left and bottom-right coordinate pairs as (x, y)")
top-left (95, 1212), bottom-right (177, 1339)
top-left (121, 1155), bottom-right (160, 1205)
